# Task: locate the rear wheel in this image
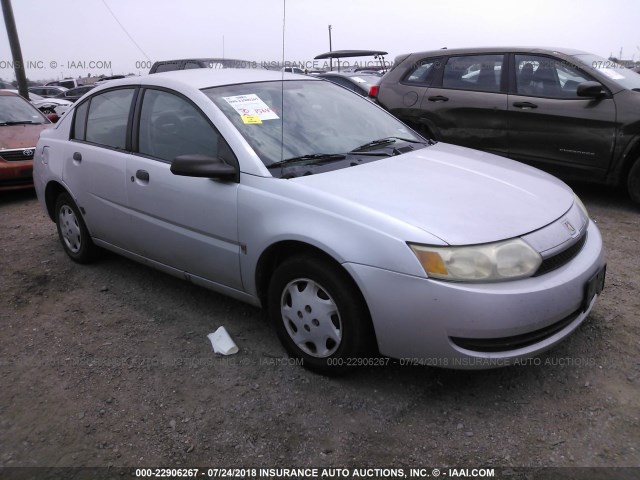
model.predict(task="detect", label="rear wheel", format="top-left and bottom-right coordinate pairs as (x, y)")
top-left (268, 255), bottom-right (372, 375)
top-left (54, 193), bottom-right (100, 263)
top-left (628, 158), bottom-right (640, 205)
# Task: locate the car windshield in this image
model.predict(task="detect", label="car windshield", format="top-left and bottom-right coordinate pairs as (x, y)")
top-left (0, 95), bottom-right (47, 125)
top-left (573, 54), bottom-right (640, 91)
top-left (203, 79), bottom-right (422, 169)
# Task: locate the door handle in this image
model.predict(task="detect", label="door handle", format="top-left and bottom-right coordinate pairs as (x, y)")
top-left (135, 170), bottom-right (149, 181)
top-left (428, 95), bottom-right (449, 102)
top-left (72, 152), bottom-right (82, 162)
top-left (513, 101), bottom-right (538, 109)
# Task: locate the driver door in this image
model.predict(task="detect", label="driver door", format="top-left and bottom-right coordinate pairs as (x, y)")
top-left (126, 88), bottom-right (242, 290)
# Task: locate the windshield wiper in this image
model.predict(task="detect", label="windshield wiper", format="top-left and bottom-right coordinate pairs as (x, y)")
top-left (0, 120), bottom-right (40, 126)
top-left (268, 153), bottom-right (346, 168)
top-left (350, 136), bottom-right (425, 153)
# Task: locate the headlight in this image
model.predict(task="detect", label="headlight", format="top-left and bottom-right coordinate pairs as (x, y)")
top-left (409, 238), bottom-right (542, 282)
top-left (574, 193), bottom-right (589, 218)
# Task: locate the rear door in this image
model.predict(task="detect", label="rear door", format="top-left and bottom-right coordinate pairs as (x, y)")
top-left (507, 54), bottom-right (616, 178)
top-left (63, 88), bottom-right (136, 249)
top-left (419, 54), bottom-right (509, 155)
top-left (126, 87), bottom-right (242, 289)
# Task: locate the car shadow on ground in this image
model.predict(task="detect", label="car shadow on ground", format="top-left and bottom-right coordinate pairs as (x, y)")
top-left (0, 188), bottom-right (36, 205)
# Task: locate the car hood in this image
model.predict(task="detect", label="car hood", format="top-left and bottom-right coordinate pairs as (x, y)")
top-left (292, 143), bottom-right (574, 245)
top-left (0, 124), bottom-right (52, 150)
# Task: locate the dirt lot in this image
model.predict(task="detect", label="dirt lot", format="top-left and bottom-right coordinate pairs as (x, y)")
top-left (1, 185), bottom-right (639, 476)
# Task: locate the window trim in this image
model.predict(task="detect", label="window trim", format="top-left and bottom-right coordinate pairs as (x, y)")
top-left (131, 86), bottom-right (240, 177)
top-left (400, 57), bottom-right (445, 87)
top-left (69, 86), bottom-right (139, 152)
top-left (436, 53), bottom-right (508, 94)
top-left (508, 53), bottom-right (612, 100)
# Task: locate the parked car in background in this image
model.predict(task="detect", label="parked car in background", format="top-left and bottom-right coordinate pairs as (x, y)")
top-left (282, 67), bottom-right (306, 74)
top-left (94, 75), bottom-right (127, 85)
top-left (28, 86), bottom-right (68, 98)
top-left (33, 69), bottom-right (605, 374)
top-left (317, 71), bottom-right (381, 97)
top-left (28, 92), bottom-right (72, 117)
top-left (149, 58), bottom-right (258, 74)
top-left (45, 78), bottom-right (81, 89)
top-left (0, 90), bottom-right (52, 190)
top-left (376, 47), bottom-right (640, 204)
top-left (0, 80), bottom-right (14, 89)
top-left (53, 85), bottom-right (96, 103)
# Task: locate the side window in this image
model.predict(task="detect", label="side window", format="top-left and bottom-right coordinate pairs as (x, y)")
top-left (73, 101), bottom-right (89, 140)
top-left (85, 89), bottom-right (135, 149)
top-left (515, 55), bottom-right (593, 98)
top-left (443, 55), bottom-right (503, 93)
top-left (138, 89), bottom-right (232, 163)
top-left (184, 62), bottom-right (202, 70)
top-left (403, 59), bottom-right (437, 85)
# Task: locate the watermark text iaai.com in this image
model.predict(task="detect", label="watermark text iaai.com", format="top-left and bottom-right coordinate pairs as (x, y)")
top-left (0, 60), bottom-right (113, 70)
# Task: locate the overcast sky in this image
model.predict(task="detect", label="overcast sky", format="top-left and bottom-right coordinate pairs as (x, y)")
top-left (1, 0), bottom-right (638, 81)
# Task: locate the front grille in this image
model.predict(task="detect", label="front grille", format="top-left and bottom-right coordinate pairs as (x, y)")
top-left (0, 148), bottom-right (35, 162)
top-left (450, 308), bottom-right (582, 353)
top-left (533, 232), bottom-right (587, 277)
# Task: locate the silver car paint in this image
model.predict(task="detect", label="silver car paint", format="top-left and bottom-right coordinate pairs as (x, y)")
top-left (33, 69), bottom-right (605, 367)
top-left (291, 143), bottom-right (574, 246)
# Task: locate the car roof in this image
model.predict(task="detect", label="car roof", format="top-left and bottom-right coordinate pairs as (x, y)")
top-left (318, 71), bottom-right (379, 78)
top-left (154, 57), bottom-right (249, 63)
top-left (402, 46), bottom-right (591, 58)
top-left (92, 68), bottom-right (317, 92)
top-left (0, 89), bottom-right (20, 97)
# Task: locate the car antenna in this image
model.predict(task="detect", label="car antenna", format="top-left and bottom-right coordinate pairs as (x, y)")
top-left (280, 0), bottom-right (286, 165)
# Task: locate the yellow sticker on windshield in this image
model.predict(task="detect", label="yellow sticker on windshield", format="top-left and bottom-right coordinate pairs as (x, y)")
top-left (241, 115), bottom-right (262, 124)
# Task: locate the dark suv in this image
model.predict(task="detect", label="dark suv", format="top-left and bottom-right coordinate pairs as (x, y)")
top-left (376, 47), bottom-right (640, 204)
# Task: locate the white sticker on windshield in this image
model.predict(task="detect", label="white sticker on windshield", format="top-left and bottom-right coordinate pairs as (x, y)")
top-left (223, 94), bottom-right (280, 120)
top-left (599, 69), bottom-right (625, 80)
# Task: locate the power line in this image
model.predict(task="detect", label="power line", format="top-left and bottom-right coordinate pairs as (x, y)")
top-left (100, 0), bottom-right (150, 61)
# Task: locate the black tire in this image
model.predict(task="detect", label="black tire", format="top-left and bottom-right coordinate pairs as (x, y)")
top-left (54, 192), bottom-right (100, 263)
top-left (628, 158), bottom-right (640, 206)
top-left (268, 255), bottom-right (372, 375)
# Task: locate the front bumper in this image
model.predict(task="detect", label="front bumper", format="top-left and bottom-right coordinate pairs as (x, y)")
top-left (0, 159), bottom-right (33, 191)
top-left (344, 220), bottom-right (605, 369)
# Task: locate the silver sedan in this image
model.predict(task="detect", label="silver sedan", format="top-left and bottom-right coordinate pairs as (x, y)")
top-left (33, 69), bottom-right (606, 374)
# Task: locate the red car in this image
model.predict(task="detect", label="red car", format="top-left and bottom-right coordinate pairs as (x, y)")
top-left (0, 90), bottom-right (53, 191)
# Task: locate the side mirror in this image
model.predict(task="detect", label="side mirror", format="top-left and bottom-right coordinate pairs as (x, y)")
top-left (170, 154), bottom-right (237, 181)
top-left (576, 81), bottom-right (606, 98)
top-left (46, 113), bottom-right (60, 123)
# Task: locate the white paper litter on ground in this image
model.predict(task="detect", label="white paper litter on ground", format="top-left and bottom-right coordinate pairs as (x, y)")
top-left (207, 326), bottom-right (239, 355)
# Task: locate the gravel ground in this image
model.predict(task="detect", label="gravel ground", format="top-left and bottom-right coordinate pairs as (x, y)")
top-left (0, 185), bottom-right (638, 477)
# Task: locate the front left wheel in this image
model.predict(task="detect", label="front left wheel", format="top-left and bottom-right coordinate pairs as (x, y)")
top-left (268, 255), bottom-right (373, 375)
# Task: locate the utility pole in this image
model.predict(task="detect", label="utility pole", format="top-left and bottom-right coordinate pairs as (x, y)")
top-left (328, 24), bottom-right (332, 71)
top-left (1, 0), bottom-right (29, 99)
